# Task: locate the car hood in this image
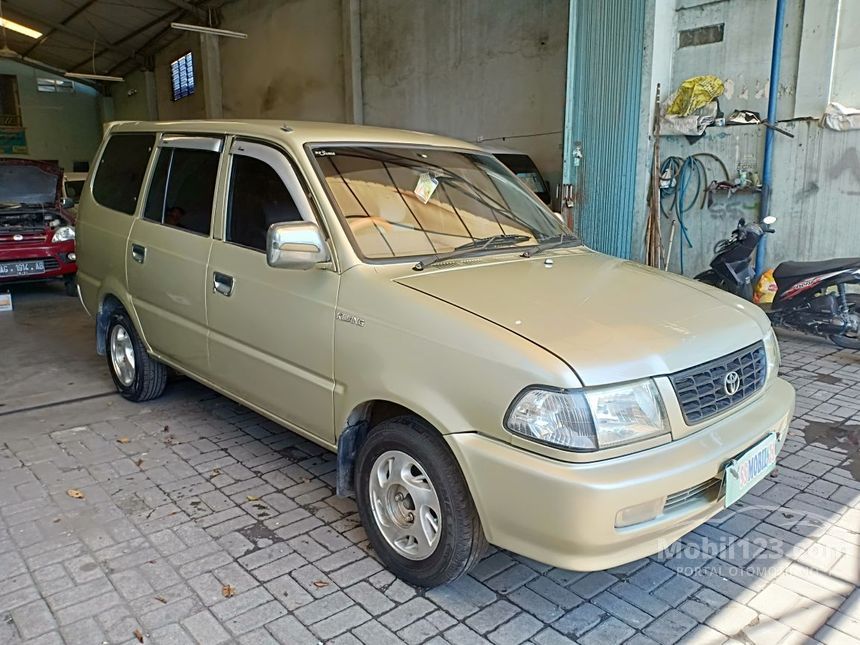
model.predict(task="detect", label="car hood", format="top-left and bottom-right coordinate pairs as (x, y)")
top-left (393, 249), bottom-right (767, 385)
top-left (0, 158), bottom-right (64, 208)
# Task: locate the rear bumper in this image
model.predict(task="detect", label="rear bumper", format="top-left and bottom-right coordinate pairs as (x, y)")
top-left (447, 377), bottom-right (795, 571)
top-left (0, 241), bottom-right (77, 284)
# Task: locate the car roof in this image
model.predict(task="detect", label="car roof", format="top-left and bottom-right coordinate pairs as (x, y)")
top-left (106, 119), bottom-right (483, 151)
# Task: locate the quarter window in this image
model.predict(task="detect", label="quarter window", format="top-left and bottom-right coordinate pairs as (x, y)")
top-left (226, 154), bottom-right (303, 252)
top-left (143, 147), bottom-right (219, 236)
top-left (92, 134), bottom-right (155, 215)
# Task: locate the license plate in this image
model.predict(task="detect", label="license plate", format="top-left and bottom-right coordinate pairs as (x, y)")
top-left (0, 260), bottom-right (45, 277)
top-left (724, 433), bottom-right (778, 507)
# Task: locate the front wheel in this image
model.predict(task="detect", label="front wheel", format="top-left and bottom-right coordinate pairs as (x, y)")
top-left (106, 310), bottom-right (168, 401)
top-left (64, 275), bottom-right (77, 297)
top-left (355, 416), bottom-right (487, 587)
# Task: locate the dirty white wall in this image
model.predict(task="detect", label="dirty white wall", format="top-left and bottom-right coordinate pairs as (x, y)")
top-left (0, 58), bottom-right (102, 171)
top-left (360, 0), bottom-right (568, 192)
top-left (218, 0), bottom-right (346, 122)
top-left (641, 0), bottom-right (860, 276)
top-left (832, 0), bottom-right (860, 106)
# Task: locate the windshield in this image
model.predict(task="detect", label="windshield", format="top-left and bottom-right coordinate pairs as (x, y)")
top-left (65, 180), bottom-right (85, 203)
top-left (310, 145), bottom-right (570, 260)
top-left (0, 164), bottom-right (59, 207)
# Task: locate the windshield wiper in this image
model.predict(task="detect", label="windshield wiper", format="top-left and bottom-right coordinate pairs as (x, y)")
top-left (521, 233), bottom-right (579, 258)
top-left (413, 234), bottom-right (531, 271)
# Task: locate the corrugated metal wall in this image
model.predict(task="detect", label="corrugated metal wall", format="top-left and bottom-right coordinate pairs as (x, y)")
top-left (565, 0), bottom-right (646, 258)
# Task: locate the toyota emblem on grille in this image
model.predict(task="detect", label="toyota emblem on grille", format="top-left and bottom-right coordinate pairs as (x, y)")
top-left (13, 234), bottom-right (23, 241)
top-left (723, 370), bottom-right (741, 395)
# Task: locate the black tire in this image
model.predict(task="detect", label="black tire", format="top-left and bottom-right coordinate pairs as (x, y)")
top-left (64, 275), bottom-right (77, 297)
top-left (830, 294), bottom-right (860, 350)
top-left (830, 334), bottom-right (860, 350)
top-left (105, 310), bottom-right (168, 402)
top-left (355, 416), bottom-right (487, 587)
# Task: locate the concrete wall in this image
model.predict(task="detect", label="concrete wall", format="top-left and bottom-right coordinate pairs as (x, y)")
top-left (111, 69), bottom-right (158, 121)
top-left (833, 0), bottom-right (860, 106)
top-left (360, 0), bottom-right (568, 191)
top-left (154, 31), bottom-right (208, 120)
top-left (0, 59), bottom-right (102, 171)
top-left (637, 0), bottom-right (860, 276)
top-left (219, 0), bottom-right (346, 122)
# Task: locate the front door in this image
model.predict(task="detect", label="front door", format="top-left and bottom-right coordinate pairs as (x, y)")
top-left (126, 135), bottom-right (223, 375)
top-left (206, 139), bottom-right (339, 443)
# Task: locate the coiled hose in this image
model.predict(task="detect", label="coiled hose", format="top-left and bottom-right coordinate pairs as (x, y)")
top-left (659, 153), bottom-right (729, 274)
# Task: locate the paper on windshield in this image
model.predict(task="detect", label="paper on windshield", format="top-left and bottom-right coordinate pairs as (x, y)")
top-left (414, 173), bottom-right (439, 204)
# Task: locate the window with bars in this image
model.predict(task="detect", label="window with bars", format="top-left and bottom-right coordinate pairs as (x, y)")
top-left (37, 78), bottom-right (75, 93)
top-left (170, 52), bottom-right (195, 101)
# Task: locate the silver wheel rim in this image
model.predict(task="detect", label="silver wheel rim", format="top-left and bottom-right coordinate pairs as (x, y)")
top-left (109, 324), bottom-right (136, 387)
top-left (369, 450), bottom-right (441, 560)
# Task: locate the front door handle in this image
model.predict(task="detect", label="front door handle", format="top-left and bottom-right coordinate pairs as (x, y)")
top-left (131, 244), bottom-right (146, 264)
top-left (213, 271), bottom-right (234, 297)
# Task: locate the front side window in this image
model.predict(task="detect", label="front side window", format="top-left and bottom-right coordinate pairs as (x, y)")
top-left (310, 146), bottom-right (569, 260)
top-left (227, 154), bottom-right (303, 252)
top-left (92, 134), bottom-right (155, 215)
top-left (143, 147), bottom-right (219, 235)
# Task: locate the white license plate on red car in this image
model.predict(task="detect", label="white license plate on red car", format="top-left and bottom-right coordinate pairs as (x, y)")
top-left (0, 260), bottom-right (45, 277)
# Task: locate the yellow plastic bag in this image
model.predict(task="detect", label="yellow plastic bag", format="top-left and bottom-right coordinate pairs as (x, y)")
top-left (754, 270), bottom-right (778, 304)
top-left (668, 76), bottom-right (725, 117)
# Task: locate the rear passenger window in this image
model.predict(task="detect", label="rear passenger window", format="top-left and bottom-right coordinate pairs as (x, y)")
top-left (227, 154), bottom-right (303, 252)
top-left (92, 134), bottom-right (155, 214)
top-left (143, 147), bottom-right (219, 236)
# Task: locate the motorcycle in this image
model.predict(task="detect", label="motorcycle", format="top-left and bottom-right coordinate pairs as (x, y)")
top-left (695, 217), bottom-right (860, 349)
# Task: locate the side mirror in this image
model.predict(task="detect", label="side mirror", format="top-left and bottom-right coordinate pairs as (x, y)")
top-left (266, 221), bottom-right (330, 270)
top-left (60, 197), bottom-right (75, 209)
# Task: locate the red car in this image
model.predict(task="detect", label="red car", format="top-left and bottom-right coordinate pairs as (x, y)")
top-left (0, 159), bottom-right (77, 296)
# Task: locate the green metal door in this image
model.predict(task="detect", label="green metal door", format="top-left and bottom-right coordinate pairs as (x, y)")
top-left (562, 0), bottom-right (646, 258)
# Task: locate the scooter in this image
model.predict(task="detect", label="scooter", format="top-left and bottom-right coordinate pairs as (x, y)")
top-left (696, 217), bottom-right (860, 349)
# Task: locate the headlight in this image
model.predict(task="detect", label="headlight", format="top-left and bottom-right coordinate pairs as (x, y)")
top-left (52, 226), bottom-right (75, 243)
top-left (505, 380), bottom-right (669, 452)
top-left (763, 328), bottom-right (780, 378)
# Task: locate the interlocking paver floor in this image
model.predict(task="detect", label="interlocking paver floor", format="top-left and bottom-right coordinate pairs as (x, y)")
top-left (1, 330), bottom-right (858, 645)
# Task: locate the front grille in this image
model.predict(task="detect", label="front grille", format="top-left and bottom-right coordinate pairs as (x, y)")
top-left (669, 342), bottom-right (766, 424)
top-left (663, 477), bottom-right (722, 513)
top-left (0, 231), bottom-right (45, 244)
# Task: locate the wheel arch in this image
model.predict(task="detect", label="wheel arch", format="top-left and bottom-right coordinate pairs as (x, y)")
top-left (336, 399), bottom-right (436, 497)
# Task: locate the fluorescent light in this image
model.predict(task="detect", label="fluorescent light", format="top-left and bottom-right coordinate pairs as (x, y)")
top-left (65, 72), bottom-right (125, 82)
top-left (170, 22), bottom-right (247, 39)
top-left (0, 17), bottom-right (43, 39)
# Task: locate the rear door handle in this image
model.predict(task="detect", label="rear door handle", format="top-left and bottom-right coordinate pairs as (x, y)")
top-left (131, 244), bottom-right (146, 263)
top-left (213, 271), bottom-right (234, 297)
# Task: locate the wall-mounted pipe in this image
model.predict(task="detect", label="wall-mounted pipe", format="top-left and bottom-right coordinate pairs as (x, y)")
top-left (755, 0), bottom-right (787, 276)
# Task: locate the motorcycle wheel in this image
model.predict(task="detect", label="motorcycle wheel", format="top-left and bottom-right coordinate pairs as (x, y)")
top-left (829, 294), bottom-right (860, 350)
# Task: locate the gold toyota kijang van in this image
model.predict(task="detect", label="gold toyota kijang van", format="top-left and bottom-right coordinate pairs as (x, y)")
top-left (76, 120), bottom-right (795, 587)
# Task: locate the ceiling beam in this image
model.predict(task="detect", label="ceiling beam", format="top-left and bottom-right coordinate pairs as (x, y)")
top-left (162, 0), bottom-right (211, 24)
top-left (3, 2), bottom-right (148, 68)
top-left (20, 0), bottom-right (99, 58)
top-left (68, 8), bottom-right (184, 72)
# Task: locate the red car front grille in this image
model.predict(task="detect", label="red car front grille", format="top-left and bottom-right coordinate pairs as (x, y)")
top-left (0, 231), bottom-right (46, 244)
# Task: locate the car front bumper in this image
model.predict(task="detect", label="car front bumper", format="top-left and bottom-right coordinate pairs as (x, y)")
top-left (0, 240), bottom-right (77, 284)
top-left (446, 376), bottom-right (795, 571)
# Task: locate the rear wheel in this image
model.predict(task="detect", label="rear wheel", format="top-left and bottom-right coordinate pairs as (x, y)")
top-left (829, 294), bottom-right (860, 350)
top-left (106, 311), bottom-right (168, 401)
top-left (355, 415), bottom-right (486, 587)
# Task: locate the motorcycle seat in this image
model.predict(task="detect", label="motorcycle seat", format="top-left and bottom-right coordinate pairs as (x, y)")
top-left (773, 258), bottom-right (860, 279)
